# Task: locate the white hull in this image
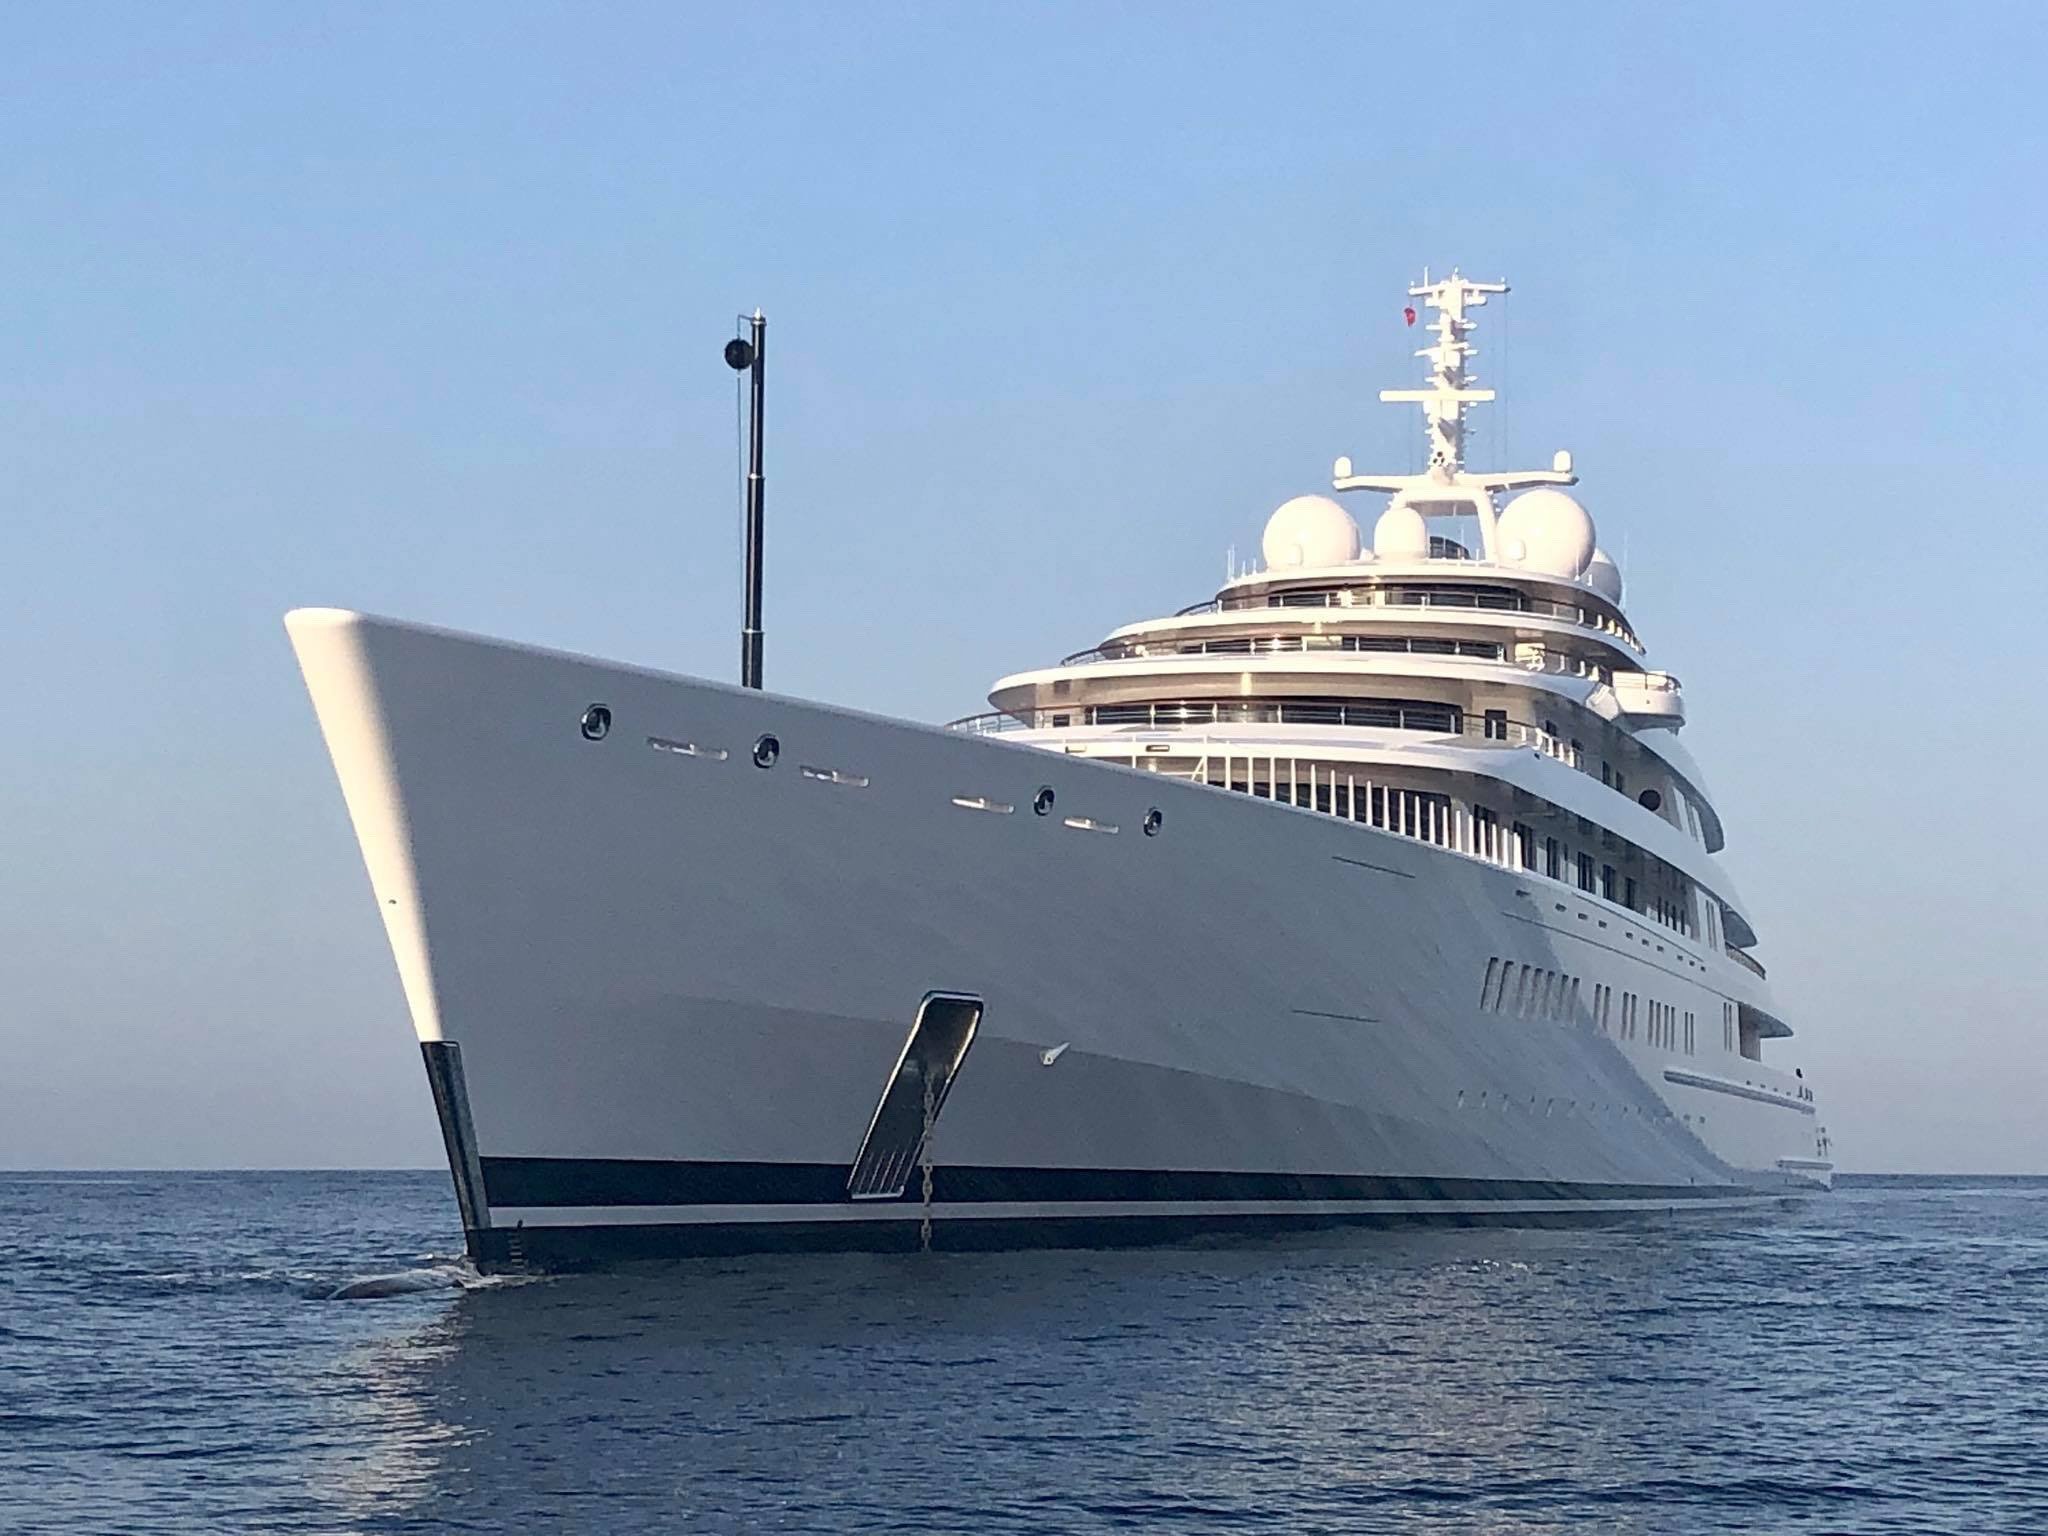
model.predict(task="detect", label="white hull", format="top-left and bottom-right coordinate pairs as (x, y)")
top-left (289, 609), bottom-right (1828, 1269)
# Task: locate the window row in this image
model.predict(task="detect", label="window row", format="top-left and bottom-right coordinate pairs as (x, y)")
top-left (1605, 988), bottom-right (1698, 1055)
top-left (1479, 958), bottom-right (1584, 1023)
top-left (1186, 752), bottom-right (1707, 943)
top-left (1103, 634), bottom-right (1506, 661)
top-left (1485, 966), bottom-right (1723, 1060)
top-left (1538, 836), bottom-right (1694, 939)
top-left (1087, 697), bottom-right (1461, 732)
top-left (1068, 687), bottom-right (1681, 833)
top-left (1223, 773), bottom-right (1456, 844)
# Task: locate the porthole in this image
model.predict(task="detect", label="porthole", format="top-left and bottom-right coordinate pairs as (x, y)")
top-left (1638, 788), bottom-right (1663, 812)
top-left (580, 704), bottom-right (612, 741)
top-left (1033, 786), bottom-right (1056, 816)
top-left (1142, 807), bottom-right (1163, 836)
top-left (752, 733), bottom-right (780, 769)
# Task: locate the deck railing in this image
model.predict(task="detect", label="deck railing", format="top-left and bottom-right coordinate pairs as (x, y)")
top-left (947, 711), bottom-right (1038, 736)
top-left (1204, 585), bottom-right (1644, 651)
top-left (1057, 633), bottom-right (1510, 667)
top-left (1725, 946), bottom-right (1768, 981)
top-left (946, 703), bottom-right (1586, 770)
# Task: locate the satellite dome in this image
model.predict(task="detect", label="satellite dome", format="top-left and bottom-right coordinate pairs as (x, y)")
top-left (1584, 547), bottom-right (1623, 602)
top-left (1260, 495), bottom-right (1359, 569)
top-left (1373, 503), bottom-right (1429, 561)
top-left (1498, 490), bottom-right (1596, 577)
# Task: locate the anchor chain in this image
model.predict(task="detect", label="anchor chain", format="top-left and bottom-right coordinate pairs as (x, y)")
top-left (918, 1069), bottom-right (938, 1253)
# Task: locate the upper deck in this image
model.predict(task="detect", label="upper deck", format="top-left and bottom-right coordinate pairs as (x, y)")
top-left (946, 268), bottom-right (1765, 979)
top-left (1204, 563), bottom-right (1642, 651)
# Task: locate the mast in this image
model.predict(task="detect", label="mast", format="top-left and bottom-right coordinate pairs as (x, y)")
top-left (1330, 270), bottom-right (1576, 559)
top-left (1378, 271), bottom-right (1507, 478)
top-left (724, 311), bottom-right (768, 690)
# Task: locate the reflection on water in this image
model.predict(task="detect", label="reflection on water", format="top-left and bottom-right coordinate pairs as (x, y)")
top-left (329, 1194), bottom-right (2048, 1534)
top-left (7, 1175), bottom-right (2046, 1533)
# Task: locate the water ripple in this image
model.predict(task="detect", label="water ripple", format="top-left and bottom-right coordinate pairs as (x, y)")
top-left (1, 1172), bottom-right (2044, 1533)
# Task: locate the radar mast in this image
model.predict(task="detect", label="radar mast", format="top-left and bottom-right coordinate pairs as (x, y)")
top-left (1381, 269), bottom-right (1506, 477)
top-left (1331, 269), bottom-right (1578, 561)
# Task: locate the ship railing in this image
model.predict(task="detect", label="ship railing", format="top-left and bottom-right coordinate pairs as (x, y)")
top-left (1725, 945), bottom-right (1768, 980)
top-left (1206, 585), bottom-right (1644, 652)
top-left (1048, 640), bottom-right (1631, 684)
top-left (1060, 591), bottom-right (1642, 666)
top-left (944, 705), bottom-right (1585, 770)
top-left (1055, 633), bottom-right (1511, 668)
top-left (1610, 668), bottom-right (1682, 694)
top-left (945, 711), bottom-right (1037, 735)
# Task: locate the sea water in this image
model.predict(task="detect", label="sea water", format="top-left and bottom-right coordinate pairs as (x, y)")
top-left (2, 1171), bottom-right (2043, 1533)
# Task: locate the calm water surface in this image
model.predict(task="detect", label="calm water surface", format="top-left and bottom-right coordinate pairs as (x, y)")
top-left (1, 1172), bottom-right (2043, 1533)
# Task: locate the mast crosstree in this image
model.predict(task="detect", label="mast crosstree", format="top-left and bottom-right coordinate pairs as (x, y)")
top-left (1380, 269), bottom-right (1506, 477)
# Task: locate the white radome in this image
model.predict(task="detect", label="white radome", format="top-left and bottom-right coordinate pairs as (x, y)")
top-left (1584, 547), bottom-right (1623, 602)
top-left (1261, 495), bottom-right (1360, 569)
top-left (1498, 489), bottom-right (1597, 577)
top-left (1373, 504), bottom-right (1430, 561)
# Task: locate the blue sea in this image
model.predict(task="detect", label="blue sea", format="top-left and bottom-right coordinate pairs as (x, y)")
top-left (2, 1173), bottom-right (2043, 1533)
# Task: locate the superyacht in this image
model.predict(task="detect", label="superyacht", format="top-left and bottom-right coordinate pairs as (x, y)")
top-left (288, 270), bottom-right (1831, 1268)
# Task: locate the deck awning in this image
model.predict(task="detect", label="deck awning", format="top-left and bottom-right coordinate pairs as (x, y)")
top-left (1740, 1002), bottom-right (1795, 1040)
top-left (1721, 904), bottom-right (1761, 950)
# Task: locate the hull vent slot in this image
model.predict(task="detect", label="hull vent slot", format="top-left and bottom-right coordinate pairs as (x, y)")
top-left (846, 992), bottom-right (983, 1201)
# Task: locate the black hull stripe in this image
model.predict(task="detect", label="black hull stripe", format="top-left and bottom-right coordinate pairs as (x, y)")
top-left (471, 1204), bottom-right (1776, 1272)
top-left (480, 1157), bottom-right (1758, 1209)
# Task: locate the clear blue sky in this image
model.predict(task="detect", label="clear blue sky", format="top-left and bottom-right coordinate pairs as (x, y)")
top-left (4, 3), bottom-right (2043, 1170)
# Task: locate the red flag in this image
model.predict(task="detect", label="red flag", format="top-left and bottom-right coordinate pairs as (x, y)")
top-left (1403, 306), bottom-right (1417, 326)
